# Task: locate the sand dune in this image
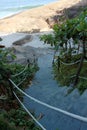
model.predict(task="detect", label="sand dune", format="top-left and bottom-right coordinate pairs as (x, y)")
top-left (0, 0), bottom-right (86, 33)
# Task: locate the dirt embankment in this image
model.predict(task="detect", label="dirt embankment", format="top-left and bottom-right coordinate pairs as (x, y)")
top-left (0, 0), bottom-right (87, 33)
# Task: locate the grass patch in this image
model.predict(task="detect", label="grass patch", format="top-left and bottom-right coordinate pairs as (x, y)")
top-left (0, 109), bottom-right (42, 130)
top-left (53, 55), bottom-right (87, 94)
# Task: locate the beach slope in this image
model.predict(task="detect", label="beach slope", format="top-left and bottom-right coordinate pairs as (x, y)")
top-left (0, 0), bottom-right (86, 33)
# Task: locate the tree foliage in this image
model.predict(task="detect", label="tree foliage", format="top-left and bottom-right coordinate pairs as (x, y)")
top-left (0, 38), bottom-right (39, 100)
top-left (0, 39), bottom-right (41, 130)
top-left (40, 9), bottom-right (87, 48)
top-left (40, 9), bottom-right (87, 90)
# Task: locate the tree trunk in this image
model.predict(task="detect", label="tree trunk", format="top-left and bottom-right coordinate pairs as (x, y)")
top-left (73, 40), bottom-right (86, 87)
top-left (73, 54), bottom-right (84, 86)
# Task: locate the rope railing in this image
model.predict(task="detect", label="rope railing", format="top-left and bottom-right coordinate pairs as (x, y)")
top-left (84, 60), bottom-right (87, 63)
top-left (70, 75), bottom-right (87, 80)
top-left (70, 75), bottom-right (76, 78)
top-left (9, 79), bottom-right (87, 123)
top-left (13, 91), bottom-right (46, 130)
top-left (11, 64), bottom-right (28, 78)
top-left (17, 76), bottom-right (27, 87)
top-left (53, 58), bottom-right (80, 70)
top-left (60, 59), bottom-right (87, 66)
top-left (60, 59), bottom-right (80, 66)
top-left (79, 76), bottom-right (87, 80)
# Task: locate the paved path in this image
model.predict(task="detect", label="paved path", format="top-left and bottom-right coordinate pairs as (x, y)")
top-left (1, 32), bottom-right (87, 130)
top-left (23, 50), bottom-right (87, 130)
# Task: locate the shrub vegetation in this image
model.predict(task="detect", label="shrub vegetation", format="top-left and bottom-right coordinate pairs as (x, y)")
top-left (40, 8), bottom-right (87, 93)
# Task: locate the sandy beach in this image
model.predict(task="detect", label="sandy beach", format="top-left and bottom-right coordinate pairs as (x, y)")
top-left (0, 0), bottom-right (86, 33)
top-left (0, 0), bottom-right (87, 50)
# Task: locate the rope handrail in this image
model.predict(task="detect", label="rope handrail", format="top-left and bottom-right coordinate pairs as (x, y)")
top-left (70, 75), bottom-right (87, 80)
top-left (17, 76), bottom-right (27, 87)
top-left (84, 60), bottom-right (87, 63)
top-left (70, 75), bottom-right (76, 78)
top-left (79, 76), bottom-right (87, 80)
top-left (60, 59), bottom-right (80, 66)
top-left (54, 55), bottom-right (87, 66)
top-left (13, 91), bottom-right (46, 130)
top-left (9, 79), bottom-right (87, 123)
top-left (11, 64), bottom-right (28, 78)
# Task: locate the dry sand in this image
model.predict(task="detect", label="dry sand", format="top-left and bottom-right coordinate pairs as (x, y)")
top-left (0, 0), bottom-right (86, 33)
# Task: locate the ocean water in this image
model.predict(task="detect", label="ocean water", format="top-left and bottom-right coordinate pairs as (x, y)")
top-left (0, 0), bottom-right (58, 19)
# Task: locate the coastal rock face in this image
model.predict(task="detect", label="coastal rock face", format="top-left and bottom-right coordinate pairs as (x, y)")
top-left (0, 0), bottom-right (87, 33)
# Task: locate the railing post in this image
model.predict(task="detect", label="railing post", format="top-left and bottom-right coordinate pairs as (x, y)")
top-left (7, 72), bottom-right (15, 99)
top-left (27, 59), bottom-right (30, 68)
top-left (57, 56), bottom-right (60, 71)
top-left (8, 79), bottom-right (15, 99)
top-left (33, 54), bottom-right (38, 66)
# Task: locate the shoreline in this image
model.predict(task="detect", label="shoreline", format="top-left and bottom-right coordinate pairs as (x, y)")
top-left (0, 0), bottom-right (87, 33)
top-left (0, 4), bottom-right (43, 20)
top-left (0, 0), bottom-right (59, 20)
